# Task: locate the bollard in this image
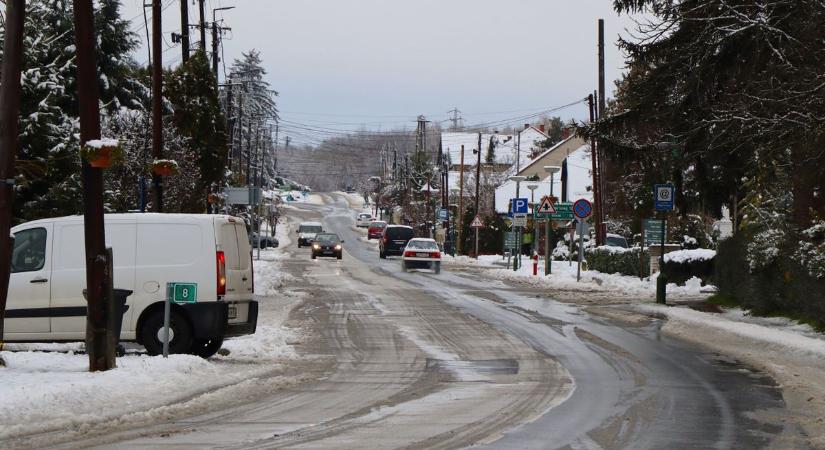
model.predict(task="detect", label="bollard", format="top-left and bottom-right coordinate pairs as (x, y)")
top-left (656, 272), bottom-right (667, 304)
top-left (533, 253), bottom-right (538, 276)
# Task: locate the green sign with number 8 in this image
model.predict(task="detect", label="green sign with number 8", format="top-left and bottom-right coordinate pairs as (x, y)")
top-left (168, 282), bottom-right (198, 304)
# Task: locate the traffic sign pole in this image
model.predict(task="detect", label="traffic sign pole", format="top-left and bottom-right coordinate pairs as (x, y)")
top-left (545, 218), bottom-right (551, 275)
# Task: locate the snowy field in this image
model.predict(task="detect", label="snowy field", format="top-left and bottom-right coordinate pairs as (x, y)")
top-left (0, 219), bottom-right (305, 441)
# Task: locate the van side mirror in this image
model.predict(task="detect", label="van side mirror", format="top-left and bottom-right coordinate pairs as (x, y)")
top-left (340, 240), bottom-right (345, 243)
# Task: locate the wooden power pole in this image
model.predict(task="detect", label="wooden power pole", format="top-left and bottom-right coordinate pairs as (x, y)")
top-left (74, 0), bottom-right (116, 371)
top-left (180, 0), bottom-right (189, 63)
top-left (199, 0), bottom-right (206, 53)
top-left (152, 0), bottom-right (163, 211)
top-left (0, 0), bottom-right (26, 349)
top-left (596, 18), bottom-right (607, 246)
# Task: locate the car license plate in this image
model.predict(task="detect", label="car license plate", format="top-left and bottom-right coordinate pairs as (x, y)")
top-left (228, 305), bottom-right (237, 320)
top-left (416, 252), bottom-right (429, 258)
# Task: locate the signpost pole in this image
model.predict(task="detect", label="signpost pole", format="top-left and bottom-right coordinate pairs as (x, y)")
top-left (545, 218), bottom-right (550, 275)
top-left (474, 227), bottom-right (479, 259)
top-left (576, 223), bottom-right (584, 282)
top-left (163, 284), bottom-right (170, 358)
top-left (657, 215), bottom-right (667, 304)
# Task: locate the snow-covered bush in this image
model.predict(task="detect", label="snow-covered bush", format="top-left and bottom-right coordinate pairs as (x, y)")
top-left (585, 246), bottom-right (648, 277)
top-left (662, 249), bottom-right (715, 285)
top-left (795, 221), bottom-right (825, 280)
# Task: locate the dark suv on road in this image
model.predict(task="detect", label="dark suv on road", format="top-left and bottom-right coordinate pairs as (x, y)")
top-left (379, 225), bottom-right (414, 258)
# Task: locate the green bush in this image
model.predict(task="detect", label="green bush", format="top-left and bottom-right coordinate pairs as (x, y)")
top-left (586, 246), bottom-right (649, 277)
top-left (661, 249), bottom-right (715, 285)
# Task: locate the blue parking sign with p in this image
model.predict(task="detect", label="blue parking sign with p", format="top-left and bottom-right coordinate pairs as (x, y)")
top-left (510, 198), bottom-right (529, 216)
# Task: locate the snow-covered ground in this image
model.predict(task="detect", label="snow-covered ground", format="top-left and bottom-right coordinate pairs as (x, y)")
top-left (443, 254), bottom-right (708, 299)
top-left (0, 218), bottom-right (305, 441)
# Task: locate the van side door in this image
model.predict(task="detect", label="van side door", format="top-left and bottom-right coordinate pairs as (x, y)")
top-left (5, 224), bottom-right (53, 335)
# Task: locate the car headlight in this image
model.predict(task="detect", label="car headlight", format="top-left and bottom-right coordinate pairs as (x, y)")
top-left (334, 244), bottom-right (342, 250)
top-left (312, 244), bottom-right (320, 250)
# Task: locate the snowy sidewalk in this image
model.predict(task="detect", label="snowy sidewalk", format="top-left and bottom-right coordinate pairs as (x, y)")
top-left (0, 220), bottom-right (305, 442)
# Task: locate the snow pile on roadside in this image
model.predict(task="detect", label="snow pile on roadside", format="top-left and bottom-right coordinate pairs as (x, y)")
top-left (446, 253), bottom-right (708, 298)
top-left (664, 248), bottom-right (716, 263)
top-left (0, 352), bottom-right (231, 440)
top-left (333, 191), bottom-right (366, 209)
top-left (635, 304), bottom-right (825, 359)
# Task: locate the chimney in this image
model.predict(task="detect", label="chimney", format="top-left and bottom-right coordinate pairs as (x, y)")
top-left (524, 123), bottom-right (530, 130)
top-left (539, 124), bottom-right (546, 133)
top-left (562, 126), bottom-right (573, 140)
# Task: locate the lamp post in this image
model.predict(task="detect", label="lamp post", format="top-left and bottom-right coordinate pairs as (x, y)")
top-left (509, 175), bottom-right (526, 271)
top-left (544, 166), bottom-right (561, 275)
top-left (526, 182), bottom-right (539, 257)
top-left (370, 176), bottom-right (381, 220)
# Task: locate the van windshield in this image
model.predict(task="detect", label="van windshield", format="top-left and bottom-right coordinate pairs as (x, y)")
top-left (315, 234), bottom-right (340, 244)
top-left (299, 225), bottom-right (322, 233)
top-left (387, 227), bottom-right (413, 239)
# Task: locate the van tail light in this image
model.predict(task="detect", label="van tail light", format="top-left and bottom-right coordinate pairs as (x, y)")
top-left (216, 251), bottom-right (226, 296)
top-left (430, 252), bottom-right (441, 259)
top-left (404, 251), bottom-right (415, 258)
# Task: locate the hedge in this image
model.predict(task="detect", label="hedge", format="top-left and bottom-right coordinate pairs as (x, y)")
top-left (715, 236), bottom-right (825, 328)
top-left (586, 246), bottom-right (649, 277)
top-left (661, 249), bottom-right (715, 285)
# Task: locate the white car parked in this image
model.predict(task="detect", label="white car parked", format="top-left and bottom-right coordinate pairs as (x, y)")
top-left (400, 238), bottom-right (441, 274)
top-left (3, 214), bottom-right (258, 358)
top-left (355, 213), bottom-right (374, 228)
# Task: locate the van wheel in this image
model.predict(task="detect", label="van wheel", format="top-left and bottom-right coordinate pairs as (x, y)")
top-left (192, 337), bottom-right (224, 358)
top-left (337, 253), bottom-right (342, 260)
top-left (311, 253), bottom-right (317, 260)
top-left (140, 309), bottom-right (194, 356)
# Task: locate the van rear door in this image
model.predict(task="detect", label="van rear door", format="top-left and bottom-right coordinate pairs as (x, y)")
top-left (216, 219), bottom-right (253, 300)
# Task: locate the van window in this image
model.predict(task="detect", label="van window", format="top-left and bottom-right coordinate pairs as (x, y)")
top-left (298, 224), bottom-right (323, 233)
top-left (11, 228), bottom-right (47, 273)
top-left (386, 227), bottom-right (413, 240)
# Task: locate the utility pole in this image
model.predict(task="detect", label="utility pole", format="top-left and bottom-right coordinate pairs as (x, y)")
top-left (458, 145), bottom-right (465, 255)
top-left (0, 0), bottom-right (26, 349)
top-left (74, 0), bottom-right (116, 371)
top-left (179, 0), bottom-right (189, 62)
top-left (473, 132), bottom-right (482, 257)
top-left (211, 7), bottom-right (234, 82)
top-left (596, 18), bottom-right (607, 246)
top-left (589, 93), bottom-right (601, 246)
top-left (447, 107), bottom-right (462, 131)
top-left (273, 123), bottom-right (279, 174)
top-left (198, 0), bottom-right (206, 52)
top-left (151, 0), bottom-right (163, 212)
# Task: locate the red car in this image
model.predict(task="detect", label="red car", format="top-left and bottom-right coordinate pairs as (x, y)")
top-left (367, 221), bottom-right (387, 240)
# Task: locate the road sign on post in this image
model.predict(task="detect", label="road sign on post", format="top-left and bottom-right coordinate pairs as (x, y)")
top-left (536, 201), bottom-right (573, 220)
top-left (163, 282), bottom-right (198, 358)
top-left (643, 219), bottom-right (666, 246)
top-left (470, 215), bottom-right (484, 228)
top-left (654, 184), bottom-right (675, 211)
top-left (510, 197), bottom-right (529, 216)
top-left (512, 214), bottom-right (527, 227)
top-left (573, 198), bottom-right (593, 220)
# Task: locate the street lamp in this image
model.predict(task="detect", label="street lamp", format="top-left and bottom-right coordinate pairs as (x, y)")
top-left (543, 166), bottom-right (561, 275)
top-left (509, 175), bottom-right (526, 270)
top-left (526, 182), bottom-right (539, 256)
top-left (370, 176), bottom-right (381, 220)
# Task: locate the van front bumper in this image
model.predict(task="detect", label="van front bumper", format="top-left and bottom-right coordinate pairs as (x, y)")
top-left (226, 300), bottom-right (258, 337)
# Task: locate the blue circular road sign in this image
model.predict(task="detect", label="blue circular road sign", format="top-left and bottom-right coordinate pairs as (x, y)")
top-left (573, 199), bottom-right (593, 219)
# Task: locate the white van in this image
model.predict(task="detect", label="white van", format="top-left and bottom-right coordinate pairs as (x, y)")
top-left (3, 214), bottom-right (258, 358)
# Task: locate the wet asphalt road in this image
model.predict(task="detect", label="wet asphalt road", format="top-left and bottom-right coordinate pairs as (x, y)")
top-left (48, 193), bottom-right (796, 449)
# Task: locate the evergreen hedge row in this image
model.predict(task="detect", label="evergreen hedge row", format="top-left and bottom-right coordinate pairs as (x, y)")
top-left (715, 236), bottom-right (825, 327)
top-left (585, 247), bottom-right (649, 277)
top-left (661, 251), bottom-right (715, 285)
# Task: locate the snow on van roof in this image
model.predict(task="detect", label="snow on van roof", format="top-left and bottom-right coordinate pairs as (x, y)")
top-left (299, 221), bottom-right (323, 226)
top-left (11, 213), bottom-right (242, 231)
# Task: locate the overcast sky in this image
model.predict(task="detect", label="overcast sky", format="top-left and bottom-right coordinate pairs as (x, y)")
top-left (120, 0), bottom-right (640, 146)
